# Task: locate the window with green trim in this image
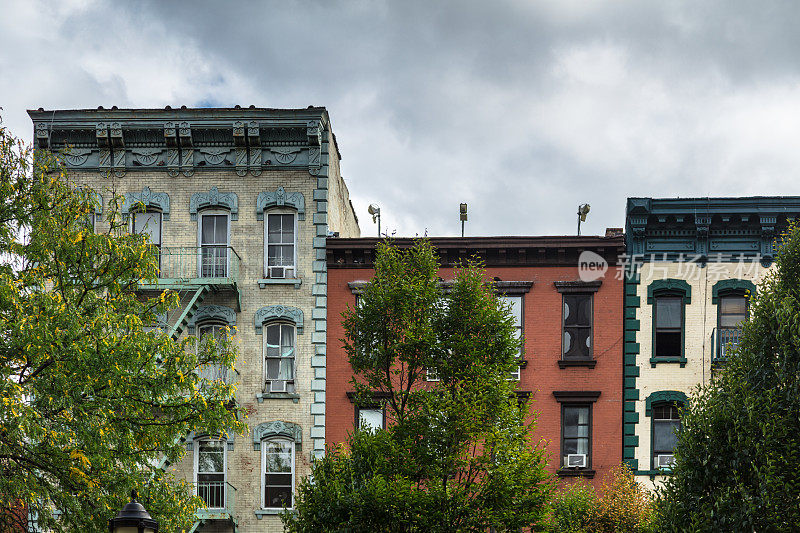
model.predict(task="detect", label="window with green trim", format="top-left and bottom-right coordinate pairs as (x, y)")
top-left (654, 295), bottom-right (683, 358)
top-left (652, 403), bottom-right (681, 469)
top-left (718, 295), bottom-right (746, 360)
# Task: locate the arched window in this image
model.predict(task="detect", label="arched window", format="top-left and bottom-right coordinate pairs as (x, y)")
top-left (646, 390), bottom-right (687, 470)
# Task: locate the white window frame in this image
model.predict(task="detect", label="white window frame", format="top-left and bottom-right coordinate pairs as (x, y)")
top-left (131, 210), bottom-right (162, 247)
top-left (193, 438), bottom-right (227, 509)
top-left (261, 437), bottom-right (295, 510)
top-left (264, 209), bottom-right (298, 278)
top-left (356, 406), bottom-right (385, 431)
top-left (197, 322), bottom-right (230, 384)
top-left (263, 322), bottom-right (296, 393)
top-left (499, 294), bottom-right (523, 380)
top-left (198, 209), bottom-right (231, 278)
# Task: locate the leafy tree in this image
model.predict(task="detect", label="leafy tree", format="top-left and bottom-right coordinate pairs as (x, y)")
top-left (0, 126), bottom-right (246, 531)
top-left (284, 240), bottom-right (552, 532)
top-left (657, 223), bottom-right (800, 531)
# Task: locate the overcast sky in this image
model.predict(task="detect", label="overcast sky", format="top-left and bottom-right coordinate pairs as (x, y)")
top-left (2, 1), bottom-right (800, 237)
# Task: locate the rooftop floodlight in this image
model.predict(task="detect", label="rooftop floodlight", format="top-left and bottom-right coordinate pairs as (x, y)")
top-left (577, 203), bottom-right (591, 235)
top-left (368, 204), bottom-right (381, 237)
top-left (460, 203), bottom-right (468, 237)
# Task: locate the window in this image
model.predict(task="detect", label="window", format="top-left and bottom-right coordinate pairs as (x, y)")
top-left (654, 296), bottom-right (682, 358)
top-left (652, 404), bottom-right (681, 469)
top-left (199, 212), bottom-right (229, 277)
top-left (562, 294), bottom-right (592, 360)
top-left (197, 323), bottom-right (230, 384)
top-left (195, 439), bottom-right (226, 509)
top-left (133, 211), bottom-right (161, 248)
top-left (262, 438), bottom-right (294, 509)
top-left (561, 405), bottom-right (591, 470)
top-left (499, 295), bottom-right (523, 379)
top-left (718, 295), bottom-right (746, 359)
top-left (264, 323), bottom-right (295, 393)
top-left (266, 212), bottom-right (296, 278)
top-left (356, 407), bottom-right (385, 431)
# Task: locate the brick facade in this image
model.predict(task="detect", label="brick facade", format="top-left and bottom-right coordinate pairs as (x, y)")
top-left (326, 236), bottom-right (624, 488)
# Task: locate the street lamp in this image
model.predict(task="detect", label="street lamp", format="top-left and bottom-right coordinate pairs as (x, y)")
top-left (108, 490), bottom-right (159, 533)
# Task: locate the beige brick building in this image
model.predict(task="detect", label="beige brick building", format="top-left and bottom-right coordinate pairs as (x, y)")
top-left (29, 107), bottom-right (360, 532)
top-left (623, 197), bottom-right (800, 489)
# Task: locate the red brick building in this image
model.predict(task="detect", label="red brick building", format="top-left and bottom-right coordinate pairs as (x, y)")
top-left (325, 236), bottom-right (624, 486)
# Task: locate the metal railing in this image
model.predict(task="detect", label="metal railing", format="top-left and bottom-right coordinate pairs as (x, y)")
top-left (713, 327), bottom-right (742, 363)
top-left (142, 246), bottom-right (241, 287)
top-left (192, 481), bottom-right (236, 517)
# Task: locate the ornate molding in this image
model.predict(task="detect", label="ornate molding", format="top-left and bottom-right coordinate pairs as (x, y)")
top-left (711, 279), bottom-right (756, 304)
top-left (186, 429), bottom-right (236, 451)
top-left (190, 187), bottom-right (239, 221)
top-left (254, 305), bottom-right (304, 334)
top-left (187, 305), bottom-right (237, 334)
top-left (122, 187), bottom-right (170, 220)
top-left (256, 187), bottom-right (305, 221)
top-left (647, 278), bottom-right (691, 304)
top-left (252, 421), bottom-right (302, 450)
top-left (645, 390), bottom-right (687, 417)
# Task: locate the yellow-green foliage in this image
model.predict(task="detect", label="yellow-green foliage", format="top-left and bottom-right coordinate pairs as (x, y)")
top-left (548, 465), bottom-right (654, 533)
top-left (0, 126), bottom-right (246, 532)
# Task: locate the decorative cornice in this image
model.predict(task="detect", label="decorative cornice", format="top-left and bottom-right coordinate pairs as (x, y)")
top-left (254, 305), bottom-right (304, 334)
top-left (190, 187), bottom-right (239, 221)
top-left (645, 390), bottom-right (688, 417)
top-left (554, 280), bottom-right (602, 293)
top-left (647, 279), bottom-right (691, 304)
top-left (187, 305), bottom-right (237, 334)
top-left (252, 420), bottom-right (302, 450)
top-left (121, 187), bottom-right (170, 220)
top-left (256, 187), bottom-right (305, 221)
top-left (552, 391), bottom-right (601, 403)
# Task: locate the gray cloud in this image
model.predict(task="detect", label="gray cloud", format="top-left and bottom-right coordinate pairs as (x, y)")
top-left (3, 0), bottom-right (800, 237)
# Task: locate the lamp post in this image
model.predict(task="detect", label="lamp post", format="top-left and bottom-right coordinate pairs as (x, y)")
top-left (108, 490), bottom-right (159, 533)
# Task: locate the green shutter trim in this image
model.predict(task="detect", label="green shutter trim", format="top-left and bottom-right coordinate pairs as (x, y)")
top-left (644, 390), bottom-right (688, 417)
top-left (647, 278), bottom-right (691, 304)
top-left (711, 279), bottom-right (757, 304)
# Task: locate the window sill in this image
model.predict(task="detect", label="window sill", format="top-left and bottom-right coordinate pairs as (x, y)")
top-left (255, 508), bottom-right (294, 518)
top-left (635, 469), bottom-right (673, 480)
top-left (258, 278), bottom-right (302, 289)
top-left (649, 357), bottom-right (687, 368)
top-left (256, 392), bottom-right (300, 403)
top-left (557, 468), bottom-right (595, 478)
top-left (558, 359), bottom-right (597, 369)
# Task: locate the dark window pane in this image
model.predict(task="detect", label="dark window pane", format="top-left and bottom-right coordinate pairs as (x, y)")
top-left (653, 420), bottom-right (681, 452)
top-left (655, 331), bottom-right (681, 357)
top-left (564, 327), bottom-right (591, 359)
top-left (720, 296), bottom-right (746, 316)
top-left (656, 298), bottom-right (682, 328)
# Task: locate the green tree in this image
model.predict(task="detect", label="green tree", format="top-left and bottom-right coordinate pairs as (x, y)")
top-left (284, 240), bottom-right (552, 532)
top-left (657, 223), bottom-right (800, 531)
top-left (0, 127), bottom-right (246, 531)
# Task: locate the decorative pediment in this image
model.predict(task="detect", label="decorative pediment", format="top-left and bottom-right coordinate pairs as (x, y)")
top-left (711, 279), bottom-right (756, 304)
top-left (256, 187), bottom-right (305, 221)
top-left (254, 305), bottom-right (304, 334)
top-left (645, 390), bottom-right (687, 416)
top-left (252, 420), bottom-right (302, 450)
top-left (190, 187), bottom-right (239, 220)
top-left (122, 187), bottom-right (170, 220)
top-left (186, 429), bottom-right (236, 451)
top-left (647, 279), bottom-right (691, 304)
top-left (187, 305), bottom-right (237, 334)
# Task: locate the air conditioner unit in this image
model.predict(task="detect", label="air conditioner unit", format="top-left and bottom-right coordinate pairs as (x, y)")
top-left (269, 266), bottom-right (286, 279)
top-left (566, 454), bottom-right (587, 468)
top-left (657, 454), bottom-right (676, 469)
top-left (268, 380), bottom-right (287, 393)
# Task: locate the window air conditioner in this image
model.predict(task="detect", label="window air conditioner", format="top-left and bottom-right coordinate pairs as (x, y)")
top-left (657, 454), bottom-right (676, 469)
top-left (268, 380), bottom-right (287, 393)
top-left (566, 454), bottom-right (587, 469)
top-left (269, 266), bottom-right (286, 279)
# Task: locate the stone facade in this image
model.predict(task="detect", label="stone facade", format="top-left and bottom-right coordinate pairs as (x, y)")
top-left (622, 197), bottom-right (800, 489)
top-left (28, 107), bottom-right (360, 532)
